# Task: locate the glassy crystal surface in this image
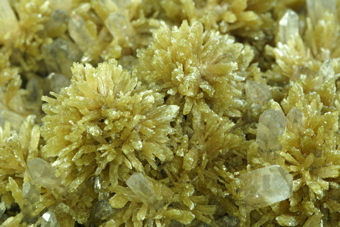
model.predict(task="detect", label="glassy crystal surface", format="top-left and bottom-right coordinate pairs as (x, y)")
top-left (126, 173), bottom-right (157, 205)
top-left (22, 181), bottom-right (40, 223)
top-left (0, 0), bottom-right (19, 43)
top-left (94, 200), bottom-right (113, 220)
top-left (41, 210), bottom-right (59, 227)
top-left (47, 73), bottom-right (70, 93)
top-left (245, 80), bottom-right (271, 106)
top-left (307, 0), bottom-right (336, 26)
top-left (45, 9), bottom-right (68, 38)
top-left (105, 12), bottom-right (135, 43)
top-left (0, 202), bottom-right (5, 218)
top-left (257, 109), bottom-right (287, 159)
top-left (278, 10), bottom-right (299, 44)
top-left (42, 38), bottom-right (82, 79)
top-left (287, 107), bottom-right (304, 135)
top-left (68, 14), bottom-right (94, 52)
top-left (27, 158), bottom-right (63, 194)
top-left (238, 165), bottom-right (293, 210)
top-left (316, 59), bottom-right (334, 85)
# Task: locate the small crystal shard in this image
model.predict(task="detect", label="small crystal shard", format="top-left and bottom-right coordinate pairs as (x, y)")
top-left (238, 165), bottom-right (293, 210)
top-left (22, 181), bottom-right (40, 223)
top-left (287, 107), bottom-right (305, 135)
top-left (68, 14), bottom-right (95, 52)
top-left (42, 38), bottom-right (82, 79)
top-left (47, 73), bottom-right (70, 93)
top-left (307, 0), bottom-right (336, 26)
top-left (41, 210), bottom-right (59, 227)
top-left (94, 200), bottom-right (113, 220)
top-left (126, 173), bottom-right (157, 205)
top-left (27, 158), bottom-right (65, 194)
top-left (216, 215), bottom-right (240, 227)
top-left (44, 9), bottom-right (68, 38)
top-left (0, 0), bottom-right (19, 43)
top-left (105, 12), bottom-right (136, 43)
top-left (278, 10), bottom-right (299, 44)
top-left (316, 59), bottom-right (334, 86)
top-left (245, 80), bottom-right (271, 106)
top-left (256, 109), bottom-right (287, 159)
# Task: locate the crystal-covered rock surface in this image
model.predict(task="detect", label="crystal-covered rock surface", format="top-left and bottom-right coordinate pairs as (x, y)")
top-left (105, 12), bottom-right (135, 43)
top-left (256, 109), bottom-right (287, 159)
top-left (245, 80), bottom-right (271, 106)
top-left (238, 165), bottom-right (293, 210)
top-left (278, 10), bottom-right (299, 44)
top-left (0, 0), bottom-right (19, 43)
top-left (22, 181), bottom-right (40, 222)
top-left (126, 173), bottom-right (157, 205)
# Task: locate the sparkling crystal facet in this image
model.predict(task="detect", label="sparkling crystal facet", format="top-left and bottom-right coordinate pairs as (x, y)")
top-left (307, 0), bottom-right (336, 26)
top-left (22, 181), bottom-right (40, 223)
top-left (0, 0), bottom-right (19, 43)
top-left (44, 9), bottom-right (68, 38)
top-left (257, 109), bottom-right (287, 159)
top-left (278, 10), bottom-right (299, 44)
top-left (245, 80), bottom-right (271, 106)
top-left (238, 165), bottom-right (293, 210)
top-left (126, 173), bottom-right (157, 205)
top-left (68, 14), bottom-right (95, 52)
top-left (287, 107), bottom-right (305, 135)
top-left (47, 73), bottom-right (70, 94)
top-left (316, 59), bottom-right (334, 84)
top-left (94, 200), bottom-right (113, 220)
top-left (41, 210), bottom-right (59, 227)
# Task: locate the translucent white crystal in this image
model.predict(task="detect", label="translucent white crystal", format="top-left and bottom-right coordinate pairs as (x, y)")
top-left (307, 0), bottom-right (337, 26)
top-left (316, 59), bottom-right (334, 85)
top-left (22, 181), bottom-right (40, 223)
top-left (27, 158), bottom-right (65, 194)
top-left (42, 38), bottom-right (82, 79)
top-left (126, 173), bottom-right (157, 205)
top-left (238, 165), bottom-right (293, 210)
top-left (44, 10), bottom-right (68, 38)
top-left (257, 109), bottom-right (287, 159)
top-left (47, 73), bottom-right (70, 93)
top-left (287, 107), bottom-right (304, 135)
top-left (0, 201), bottom-right (5, 218)
top-left (119, 55), bottom-right (138, 71)
top-left (41, 210), bottom-right (59, 227)
top-left (245, 81), bottom-right (271, 106)
top-left (278, 10), bottom-right (299, 44)
top-left (94, 200), bottom-right (114, 220)
top-left (113, 0), bottom-right (132, 8)
top-left (0, 0), bottom-right (19, 43)
top-left (68, 14), bottom-right (95, 52)
top-left (105, 12), bottom-right (136, 43)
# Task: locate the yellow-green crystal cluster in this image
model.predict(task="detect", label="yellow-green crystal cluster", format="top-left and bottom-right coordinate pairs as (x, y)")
top-left (1, 0), bottom-right (340, 226)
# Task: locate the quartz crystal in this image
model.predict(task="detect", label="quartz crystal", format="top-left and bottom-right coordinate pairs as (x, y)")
top-left (126, 173), bottom-right (157, 205)
top-left (306, 0), bottom-right (336, 26)
top-left (41, 210), bottom-right (59, 227)
top-left (27, 158), bottom-right (65, 194)
top-left (42, 38), bottom-right (82, 79)
top-left (44, 10), bottom-right (68, 38)
top-left (316, 59), bottom-right (334, 86)
top-left (256, 109), bottom-right (287, 160)
top-left (0, 0), bottom-right (19, 43)
top-left (286, 107), bottom-right (305, 135)
top-left (278, 10), bottom-right (299, 44)
top-left (245, 80), bottom-right (271, 106)
top-left (22, 181), bottom-right (40, 222)
top-left (105, 12), bottom-right (136, 43)
top-left (47, 73), bottom-right (70, 94)
top-left (94, 200), bottom-right (114, 220)
top-left (238, 165), bottom-right (293, 210)
top-left (68, 14), bottom-right (95, 53)
top-left (0, 202), bottom-right (5, 218)
top-left (113, 0), bottom-right (132, 8)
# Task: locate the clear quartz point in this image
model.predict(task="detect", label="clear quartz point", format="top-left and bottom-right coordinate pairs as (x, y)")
top-left (68, 14), bottom-right (95, 52)
top-left (22, 181), bottom-right (40, 223)
top-left (238, 165), bottom-right (293, 211)
top-left (27, 158), bottom-right (65, 194)
top-left (307, 0), bottom-right (337, 26)
top-left (105, 12), bottom-right (136, 43)
top-left (47, 73), bottom-right (70, 94)
top-left (287, 107), bottom-right (305, 135)
top-left (245, 80), bottom-right (271, 106)
top-left (94, 200), bottom-right (113, 220)
top-left (44, 9), bottom-right (68, 38)
top-left (316, 59), bottom-right (334, 85)
top-left (256, 109), bottom-right (287, 160)
top-left (41, 210), bottom-right (59, 227)
top-left (278, 10), bottom-right (299, 44)
top-left (126, 173), bottom-right (157, 205)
